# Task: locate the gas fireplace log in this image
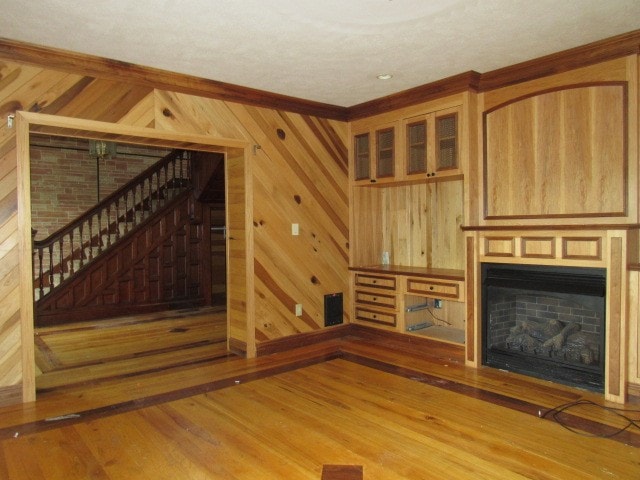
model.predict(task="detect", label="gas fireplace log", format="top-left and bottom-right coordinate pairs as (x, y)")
top-left (542, 322), bottom-right (581, 351)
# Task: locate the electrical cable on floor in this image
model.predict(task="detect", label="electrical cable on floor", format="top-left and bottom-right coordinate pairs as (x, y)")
top-left (539, 399), bottom-right (640, 438)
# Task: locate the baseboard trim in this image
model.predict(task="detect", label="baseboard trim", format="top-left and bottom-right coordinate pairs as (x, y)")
top-left (0, 384), bottom-right (23, 407)
top-left (627, 382), bottom-right (640, 402)
top-left (256, 324), bottom-right (351, 357)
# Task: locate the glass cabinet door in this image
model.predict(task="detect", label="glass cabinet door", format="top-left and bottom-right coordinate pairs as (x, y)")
top-left (376, 127), bottom-right (395, 178)
top-left (353, 132), bottom-right (370, 181)
top-left (436, 113), bottom-right (458, 171)
top-left (406, 120), bottom-right (427, 175)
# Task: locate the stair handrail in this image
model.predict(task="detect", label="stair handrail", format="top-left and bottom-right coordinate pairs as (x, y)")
top-left (33, 149), bottom-right (192, 299)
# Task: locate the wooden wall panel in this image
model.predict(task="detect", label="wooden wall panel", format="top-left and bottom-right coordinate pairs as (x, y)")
top-left (0, 144), bottom-right (21, 403)
top-left (475, 55), bottom-right (638, 228)
top-left (153, 91), bottom-right (349, 344)
top-left (242, 106), bottom-right (349, 341)
top-left (354, 180), bottom-right (464, 271)
top-left (484, 85), bottom-right (626, 219)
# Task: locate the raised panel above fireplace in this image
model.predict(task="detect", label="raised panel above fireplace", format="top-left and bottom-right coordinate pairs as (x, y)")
top-left (483, 83), bottom-right (627, 221)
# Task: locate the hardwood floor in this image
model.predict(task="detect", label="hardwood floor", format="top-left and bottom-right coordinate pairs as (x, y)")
top-left (34, 307), bottom-right (229, 392)
top-left (0, 326), bottom-right (639, 479)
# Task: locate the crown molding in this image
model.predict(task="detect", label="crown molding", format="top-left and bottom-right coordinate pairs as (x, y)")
top-left (1, 29), bottom-right (639, 123)
top-left (0, 37), bottom-right (349, 121)
top-left (478, 29), bottom-right (640, 92)
top-left (346, 71), bottom-right (481, 121)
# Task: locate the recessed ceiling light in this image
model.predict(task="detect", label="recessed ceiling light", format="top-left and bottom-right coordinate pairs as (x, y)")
top-left (377, 74), bottom-right (393, 80)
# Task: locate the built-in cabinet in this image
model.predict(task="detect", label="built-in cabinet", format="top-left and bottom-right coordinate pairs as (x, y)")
top-left (352, 106), bottom-right (462, 185)
top-left (349, 95), bottom-right (469, 344)
top-left (465, 55), bottom-right (639, 404)
top-left (348, 54), bottom-right (640, 402)
top-left (351, 266), bottom-right (466, 343)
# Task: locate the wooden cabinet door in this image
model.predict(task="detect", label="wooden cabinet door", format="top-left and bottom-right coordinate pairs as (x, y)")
top-left (401, 106), bottom-right (462, 182)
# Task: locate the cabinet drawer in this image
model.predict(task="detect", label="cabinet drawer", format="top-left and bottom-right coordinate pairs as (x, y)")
top-left (355, 290), bottom-right (397, 309)
top-left (354, 273), bottom-right (396, 290)
top-left (355, 307), bottom-right (397, 326)
top-left (406, 277), bottom-right (463, 300)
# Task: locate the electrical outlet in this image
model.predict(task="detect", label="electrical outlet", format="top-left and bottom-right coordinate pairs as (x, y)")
top-left (291, 223), bottom-right (299, 236)
top-left (434, 299), bottom-right (443, 309)
top-left (295, 303), bottom-right (302, 316)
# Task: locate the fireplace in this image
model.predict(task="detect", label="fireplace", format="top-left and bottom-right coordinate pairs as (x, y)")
top-left (482, 263), bottom-right (606, 392)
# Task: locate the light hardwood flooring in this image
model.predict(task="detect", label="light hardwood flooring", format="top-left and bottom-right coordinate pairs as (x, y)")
top-left (34, 306), bottom-right (229, 392)
top-left (0, 326), bottom-right (638, 479)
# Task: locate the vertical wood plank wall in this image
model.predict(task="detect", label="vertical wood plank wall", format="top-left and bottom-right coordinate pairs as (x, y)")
top-left (0, 61), bottom-right (349, 402)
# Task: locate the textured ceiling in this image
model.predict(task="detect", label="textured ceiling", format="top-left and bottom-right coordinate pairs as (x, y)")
top-left (1, 0), bottom-right (639, 107)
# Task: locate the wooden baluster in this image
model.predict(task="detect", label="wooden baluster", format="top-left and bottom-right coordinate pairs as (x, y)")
top-left (147, 177), bottom-right (152, 218)
top-left (124, 190), bottom-right (129, 235)
top-left (37, 247), bottom-right (44, 299)
top-left (97, 210), bottom-right (103, 253)
top-left (58, 237), bottom-right (64, 285)
top-left (115, 197), bottom-right (120, 241)
top-left (172, 157), bottom-right (177, 189)
top-left (106, 204), bottom-right (112, 247)
top-left (69, 229), bottom-right (74, 275)
top-left (88, 216), bottom-right (94, 261)
top-left (78, 223), bottom-right (84, 268)
top-left (48, 244), bottom-right (54, 294)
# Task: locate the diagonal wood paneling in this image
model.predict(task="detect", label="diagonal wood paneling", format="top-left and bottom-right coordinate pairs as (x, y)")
top-left (0, 63), bottom-right (158, 404)
top-left (0, 60), bottom-right (348, 403)
top-left (154, 91), bottom-right (349, 344)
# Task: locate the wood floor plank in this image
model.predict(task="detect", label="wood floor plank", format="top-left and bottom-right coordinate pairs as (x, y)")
top-left (1, 324), bottom-right (639, 479)
top-left (35, 342), bottom-right (229, 391)
top-left (34, 307), bottom-right (229, 391)
top-left (3, 358), bottom-right (637, 479)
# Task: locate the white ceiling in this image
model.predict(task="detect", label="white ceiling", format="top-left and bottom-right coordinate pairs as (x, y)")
top-left (1, 0), bottom-right (639, 107)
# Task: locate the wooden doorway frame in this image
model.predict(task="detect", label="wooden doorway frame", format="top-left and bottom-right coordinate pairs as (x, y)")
top-left (15, 112), bottom-right (251, 402)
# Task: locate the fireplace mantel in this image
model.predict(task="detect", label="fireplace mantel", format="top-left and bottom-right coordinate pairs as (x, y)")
top-left (465, 228), bottom-right (632, 403)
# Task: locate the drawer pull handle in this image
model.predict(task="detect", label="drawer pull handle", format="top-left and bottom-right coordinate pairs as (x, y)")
top-left (372, 314), bottom-right (377, 319)
top-left (372, 280), bottom-right (377, 284)
top-left (373, 297), bottom-right (377, 301)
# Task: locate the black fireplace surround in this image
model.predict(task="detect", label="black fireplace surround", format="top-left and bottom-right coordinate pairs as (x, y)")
top-left (482, 263), bottom-right (606, 392)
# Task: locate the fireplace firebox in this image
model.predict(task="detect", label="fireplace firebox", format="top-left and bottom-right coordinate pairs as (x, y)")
top-left (482, 263), bottom-right (606, 392)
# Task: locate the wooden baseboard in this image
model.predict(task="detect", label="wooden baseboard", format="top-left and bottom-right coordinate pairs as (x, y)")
top-left (228, 338), bottom-right (247, 357)
top-left (347, 324), bottom-right (465, 357)
top-left (627, 382), bottom-right (640, 402)
top-left (256, 324), bottom-right (351, 357)
top-left (0, 384), bottom-right (22, 407)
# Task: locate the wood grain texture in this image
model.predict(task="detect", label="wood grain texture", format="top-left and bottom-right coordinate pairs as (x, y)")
top-left (484, 84), bottom-right (626, 219)
top-left (0, 38), bottom-right (349, 121)
top-left (35, 194), bottom-right (211, 326)
top-left (0, 58), bottom-right (347, 402)
top-left (352, 180), bottom-right (464, 271)
top-left (35, 307), bottom-right (227, 391)
top-left (0, 351), bottom-right (638, 479)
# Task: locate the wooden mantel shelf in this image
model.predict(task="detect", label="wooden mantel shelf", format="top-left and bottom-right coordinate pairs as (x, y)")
top-left (461, 224), bottom-right (640, 231)
top-left (349, 264), bottom-right (465, 281)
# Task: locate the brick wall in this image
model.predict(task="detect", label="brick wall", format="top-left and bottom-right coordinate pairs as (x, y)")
top-left (30, 135), bottom-right (171, 240)
top-left (487, 292), bottom-right (603, 348)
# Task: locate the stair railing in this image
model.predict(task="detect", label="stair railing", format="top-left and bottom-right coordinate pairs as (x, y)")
top-left (33, 149), bottom-right (192, 300)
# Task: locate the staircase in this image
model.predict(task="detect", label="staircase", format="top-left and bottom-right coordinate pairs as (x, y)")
top-left (33, 149), bottom-right (193, 301)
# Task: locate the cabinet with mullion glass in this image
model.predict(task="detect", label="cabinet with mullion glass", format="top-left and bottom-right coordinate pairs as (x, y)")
top-left (352, 123), bottom-right (398, 185)
top-left (402, 106), bottom-right (461, 181)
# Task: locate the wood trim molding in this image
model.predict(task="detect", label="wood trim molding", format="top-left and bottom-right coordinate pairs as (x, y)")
top-left (347, 71), bottom-right (482, 120)
top-left (478, 29), bottom-right (640, 92)
top-left (0, 37), bottom-right (349, 121)
top-left (0, 384), bottom-right (22, 408)
top-left (256, 324), bottom-right (351, 357)
top-left (1, 29), bottom-right (639, 121)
